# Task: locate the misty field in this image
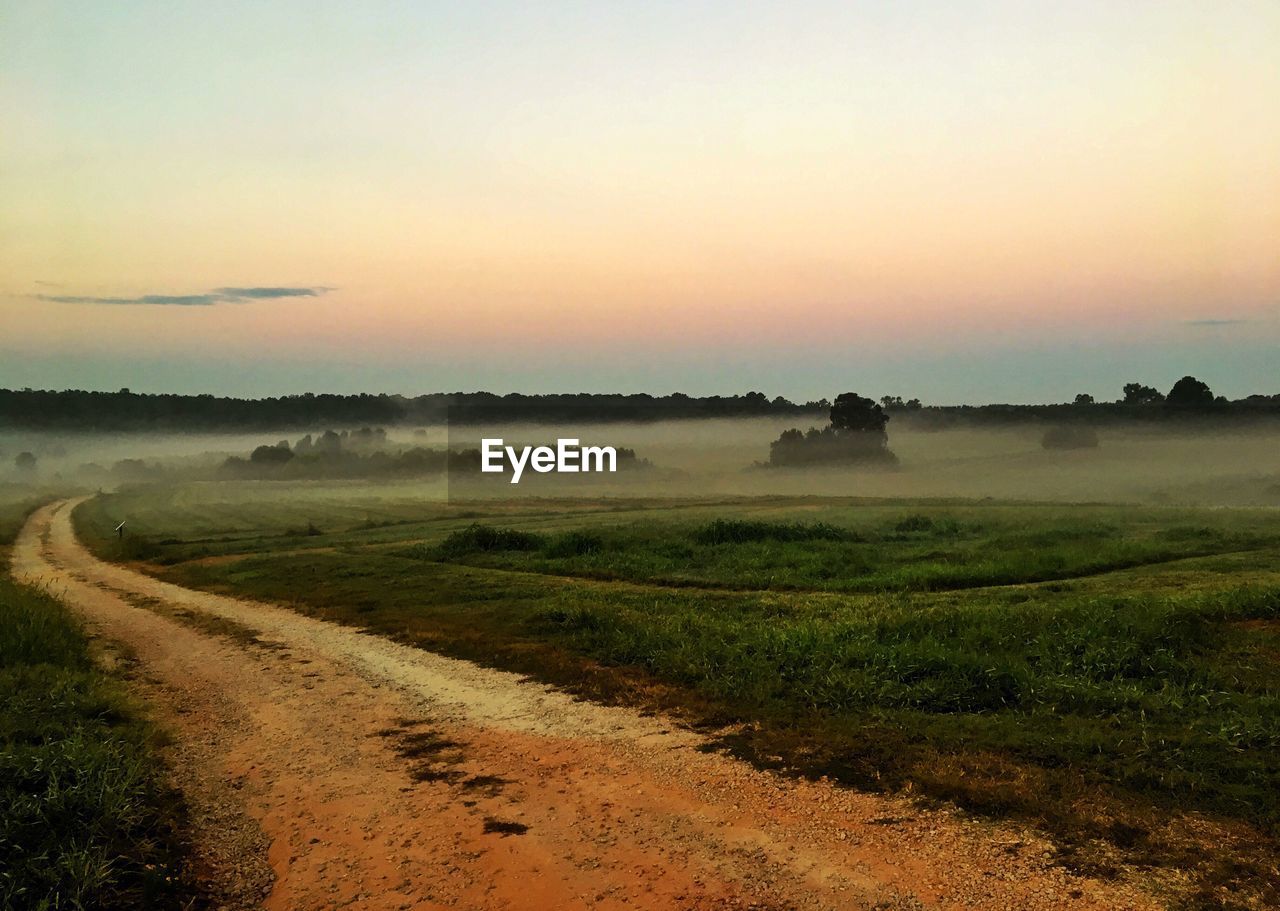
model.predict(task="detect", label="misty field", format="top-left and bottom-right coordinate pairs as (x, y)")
top-left (73, 481), bottom-right (1280, 902)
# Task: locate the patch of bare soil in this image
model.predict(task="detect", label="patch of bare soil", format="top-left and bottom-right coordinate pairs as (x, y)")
top-left (11, 499), bottom-right (1169, 910)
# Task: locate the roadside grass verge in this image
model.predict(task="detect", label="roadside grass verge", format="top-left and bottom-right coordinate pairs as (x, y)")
top-left (0, 576), bottom-right (191, 910)
top-left (0, 490), bottom-right (60, 548)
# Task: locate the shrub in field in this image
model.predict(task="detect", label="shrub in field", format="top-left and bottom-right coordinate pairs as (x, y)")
top-left (437, 523), bottom-right (545, 556)
top-left (693, 519), bottom-right (853, 545)
top-left (894, 514), bottom-right (936, 533)
top-left (890, 515), bottom-right (967, 537)
top-left (543, 530), bottom-right (605, 557)
top-left (284, 521), bottom-right (324, 537)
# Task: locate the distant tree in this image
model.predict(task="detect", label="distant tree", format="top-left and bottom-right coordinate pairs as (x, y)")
top-left (1166, 376), bottom-right (1214, 409)
top-left (14, 451), bottom-right (36, 472)
top-left (1122, 382), bottom-right (1164, 405)
top-left (250, 444), bottom-right (294, 465)
top-left (768, 393), bottom-right (896, 468)
top-left (315, 430), bottom-right (342, 453)
top-left (904, 398), bottom-right (923, 410)
top-left (880, 395), bottom-right (904, 409)
top-left (1073, 393), bottom-right (1095, 405)
top-left (830, 393), bottom-right (889, 435)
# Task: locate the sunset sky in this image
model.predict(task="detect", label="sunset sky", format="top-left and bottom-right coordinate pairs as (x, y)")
top-left (2, 0), bottom-right (1277, 403)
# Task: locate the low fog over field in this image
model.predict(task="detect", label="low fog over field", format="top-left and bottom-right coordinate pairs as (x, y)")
top-left (446, 417), bottom-right (1280, 504)
top-left (4, 416), bottom-right (1280, 506)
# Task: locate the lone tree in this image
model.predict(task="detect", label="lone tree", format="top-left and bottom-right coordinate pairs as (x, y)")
top-left (768, 393), bottom-right (896, 467)
top-left (14, 451), bottom-right (36, 472)
top-left (1166, 376), bottom-right (1214, 409)
top-left (1122, 382), bottom-right (1164, 405)
top-left (830, 393), bottom-right (889, 436)
top-left (1073, 393), bottom-right (1095, 405)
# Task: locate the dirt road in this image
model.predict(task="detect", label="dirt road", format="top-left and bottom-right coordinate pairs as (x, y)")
top-left (11, 499), bottom-right (1164, 910)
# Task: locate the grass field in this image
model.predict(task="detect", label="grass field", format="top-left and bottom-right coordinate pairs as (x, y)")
top-left (76, 481), bottom-right (1280, 907)
top-left (1, 492), bottom-right (192, 911)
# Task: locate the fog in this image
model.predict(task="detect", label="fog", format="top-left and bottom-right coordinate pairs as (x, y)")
top-left (3, 417), bottom-right (1280, 507)
top-left (445, 417), bottom-right (1280, 505)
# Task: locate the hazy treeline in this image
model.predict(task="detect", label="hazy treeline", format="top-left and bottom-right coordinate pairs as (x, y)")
top-left (0, 388), bottom-right (824, 430)
top-left (18, 425), bottom-right (646, 484)
top-left (0, 388), bottom-right (403, 430)
top-left (2, 377), bottom-right (1277, 432)
top-left (896, 398), bottom-right (1280, 429)
top-left (219, 429), bottom-right (649, 481)
top-left (890, 378), bottom-right (1280, 428)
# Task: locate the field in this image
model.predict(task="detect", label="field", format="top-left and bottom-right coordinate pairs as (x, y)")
top-left (0, 493), bottom-right (190, 911)
top-left (74, 479), bottom-right (1280, 906)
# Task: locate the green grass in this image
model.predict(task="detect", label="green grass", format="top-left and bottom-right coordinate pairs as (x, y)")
top-left (74, 483), bottom-right (1280, 906)
top-left (0, 576), bottom-right (190, 910)
top-left (391, 510), bottom-right (1280, 595)
top-left (437, 523), bottom-right (545, 555)
top-left (0, 490), bottom-right (58, 547)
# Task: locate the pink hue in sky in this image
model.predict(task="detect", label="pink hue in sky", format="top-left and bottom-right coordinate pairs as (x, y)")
top-left (1, 1), bottom-right (1277, 399)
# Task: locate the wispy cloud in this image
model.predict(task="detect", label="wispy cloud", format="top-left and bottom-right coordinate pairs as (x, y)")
top-left (41, 293), bottom-right (225, 306)
top-left (38, 286), bottom-right (330, 306)
top-left (213, 286), bottom-right (328, 299)
top-left (1185, 318), bottom-right (1247, 327)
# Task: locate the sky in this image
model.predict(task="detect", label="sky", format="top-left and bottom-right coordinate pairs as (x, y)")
top-left (2, 0), bottom-right (1277, 404)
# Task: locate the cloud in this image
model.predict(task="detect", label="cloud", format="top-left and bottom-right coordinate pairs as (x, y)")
top-left (1184, 318), bottom-right (1247, 327)
top-left (40, 293), bottom-right (225, 306)
top-left (37, 286), bottom-right (329, 306)
top-left (213, 286), bottom-right (328, 299)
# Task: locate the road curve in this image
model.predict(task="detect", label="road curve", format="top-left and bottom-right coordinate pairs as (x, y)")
top-left (10, 499), bottom-right (1162, 911)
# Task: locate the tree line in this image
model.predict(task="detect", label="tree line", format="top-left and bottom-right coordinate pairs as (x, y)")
top-left (0, 388), bottom-right (825, 431)
top-left (2, 377), bottom-right (1277, 433)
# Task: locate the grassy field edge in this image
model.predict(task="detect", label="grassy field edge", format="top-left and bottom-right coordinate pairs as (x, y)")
top-left (0, 548), bottom-right (194, 910)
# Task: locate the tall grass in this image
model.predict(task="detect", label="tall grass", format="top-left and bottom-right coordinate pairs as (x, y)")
top-left (414, 515), bottom-right (1275, 594)
top-left (532, 582), bottom-right (1280, 824)
top-left (692, 519), bottom-right (853, 544)
top-left (436, 523), bottom-right (545, 555)
top-left (0, 577), bottom-right (188, 910)
top-left (0, 493), bottom-right (55, 548)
